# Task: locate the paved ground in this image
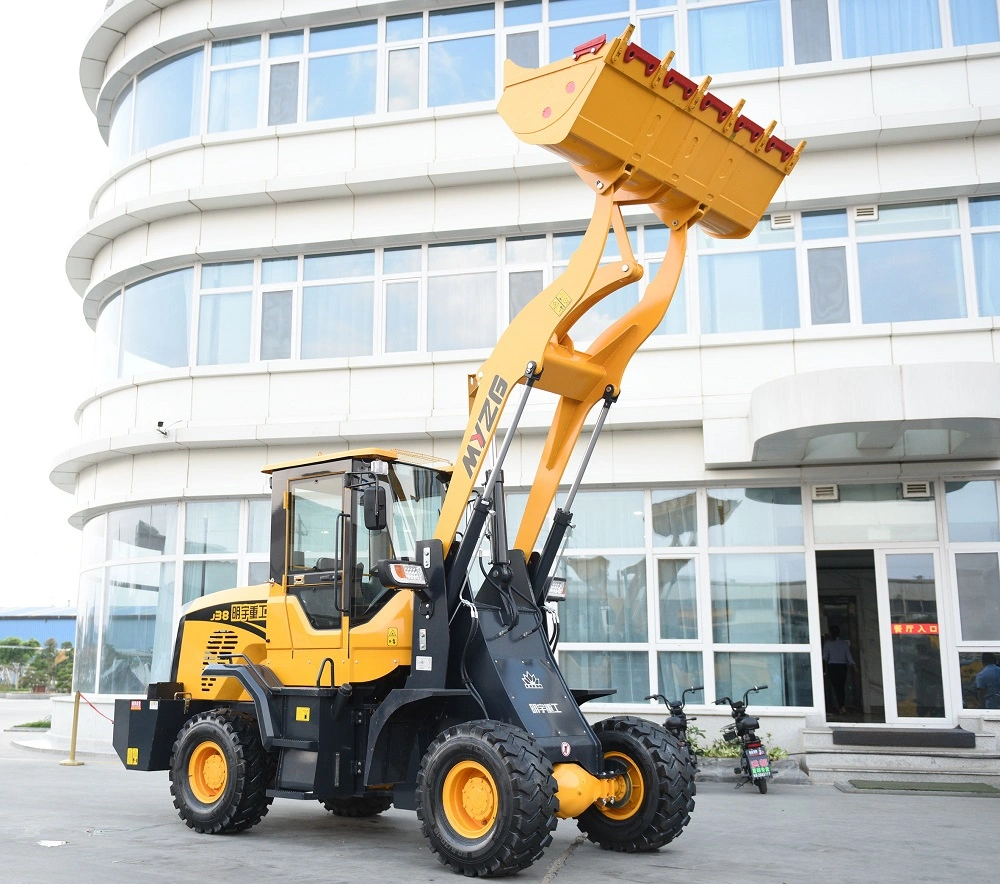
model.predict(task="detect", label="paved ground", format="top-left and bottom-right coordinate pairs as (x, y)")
top-left (1, 699), bottom-right (992, 884)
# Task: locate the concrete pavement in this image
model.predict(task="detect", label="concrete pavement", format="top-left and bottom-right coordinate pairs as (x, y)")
top-left (1, 698), bottom-right (992, 884)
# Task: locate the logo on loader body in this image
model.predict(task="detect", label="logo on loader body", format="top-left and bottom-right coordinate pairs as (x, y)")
top-left (461, 374), bottom-right (508, 478)
top-left (522, 671), bottom-right (543, 689)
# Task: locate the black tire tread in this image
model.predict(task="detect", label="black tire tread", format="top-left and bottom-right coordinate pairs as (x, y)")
top-left (416, 720), bottom-right (558, 877)
top-left (577, 715), bottom-right (695, 853)
top-left (169, 708), bottom-right (275, 835)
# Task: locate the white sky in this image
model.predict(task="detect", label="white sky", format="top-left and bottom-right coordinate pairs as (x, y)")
top-left (0, 3), bottom-right (108, 608)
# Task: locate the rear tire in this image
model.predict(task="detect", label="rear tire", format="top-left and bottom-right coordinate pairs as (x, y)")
top-left (416, 720), bottom-right (557, 877)
top-left (755, 777), bottom-right (768, 794)
top-left (169, 708), bottom-right (275, 834)
top-left (577, 715), bottom-right (694, 852)
top-left (322, 795), bottom-right (393, 817)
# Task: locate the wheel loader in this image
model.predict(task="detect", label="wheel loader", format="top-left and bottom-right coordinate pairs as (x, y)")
top-left (113, 26), bottom-right (803, 877)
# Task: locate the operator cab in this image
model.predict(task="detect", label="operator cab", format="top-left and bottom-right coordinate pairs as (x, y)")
top-left (265, 449), bottom-right (450, 629)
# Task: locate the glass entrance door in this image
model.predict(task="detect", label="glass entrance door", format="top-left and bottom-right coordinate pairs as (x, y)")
top-left (876, 551), bottom-right (949, 723)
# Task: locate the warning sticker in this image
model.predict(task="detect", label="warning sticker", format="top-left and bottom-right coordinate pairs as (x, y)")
top-left (549, 290), bottom-right (571, 316)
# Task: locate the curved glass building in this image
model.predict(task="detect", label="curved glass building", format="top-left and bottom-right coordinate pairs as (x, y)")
top-left (60, 0), bottom-right (1000, 757)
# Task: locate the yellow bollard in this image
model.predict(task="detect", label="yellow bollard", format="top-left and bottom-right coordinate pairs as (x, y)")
top-left (59, 690), bottom-right (85, 767)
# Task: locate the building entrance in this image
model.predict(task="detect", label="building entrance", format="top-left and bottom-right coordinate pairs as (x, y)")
top-left (817, 549), bottom-right (949, 725)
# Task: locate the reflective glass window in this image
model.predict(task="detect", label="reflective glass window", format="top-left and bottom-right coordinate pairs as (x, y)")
top-left (427, 273), bottom-right (496, 350)
top-left (308, 52), bottom-right (377, 119)
top-left (185, 501), bottom-right (240, 554)
top-left (659, 558), bottom-right (698, 639)
top-left (509, 270), bottom-right (543, 320)
top-left (858, 237), bottom-right (965, 323)
top-left (73, 570), bottom-right (102, 692)
top-left (560, 650), bottom-right (650, 703)
top-left (656, 652), bottom-right (703, 704)
top-left (808, 246), bottom-right (850, 324)
top-left (120, 269), bottom-right (193, 376)
top-left (790, 0), bottom-right (832, 63)
top-left (248, 500), bottom-right (271, 554)
top-left (429, 35), bottom-right (495, 106)
top-left (955, 553), bottom-right (1000, 642)
top-left (888, 554), bottom-right (944, 718)
top-left (689, 0), bottom-right (782, 76)
top-left (707, 488), bottom-right (803, 547)
top-left (261, 291), bottom-right (293, 360)
top-left (959, 651), bottom-right (1000, 709)
top-left (970, 196), bottom-right (1000, 226)
top-left (651, 490), bottom-right (697, 547)
top-left (388, 13), bottom-right (424, 41)
top-left (133, 49), bottom-right (204, 153)
top-left (202, 262), bottom-right (253, 288)
top-left (268, 62), bottom-right (300, 125)
top-left (108, 505), bottom-right (177, 559)
top-left (506, 32), bottom-right (539, 67)
top-left (840, 0), bottom-right (941, 58)
top-left (101, 562), bottom-right (176, 692)
top-left (212, 36), bottom-right (260, 65)
top-left (81, 515), bottom-right (108, 568)
top-left (711, 553), bottom-right (809, 643)
top-left (946, 481), bottom-right (1000, 542)
top-left (860, 200), bottom-right (958, 235)
top-left (550, 20), bottom-right (629, 61)
top-left (385, 281), bottom-right (419, 352)
top-left (715, 652), bottom-right (813, 706)
top-left (812, 483), bottom-right (938, 544)
top-left (182, 560), bottom-right (238, 605)
top-left (302, 283), bottom-right (375, 358)
top-left (198, 292), bottom-right (252, 365)
top-left (305, 251), bottom-right (376, 279)
top-left (109, 83), bottom-right (133, 166)
top-left (549, 0), bottom-right (628, 19)
top-left (262, 257), bottom-right (298, 283)
top-left (974, 233), bottom-right (1000, 317)
top-left (429, 241), bottom-right (496, 270)
top-left (269, 31), bottom-right (304, 57)
top-left (209, 65), bottom-right (258, 133)
top-left (504, 0), bottom-right (542, 26)
top-left (562, 490), bottom-right (644, 548)
top-left (388, 48), bottom-right (421, 111)
top-left (385, 247), bottom-right (422, 274)
top-left (248, 561), bottom-right (271, 585)
top-left (802, 209), bottom-right (847, 239)
top-left (429, 4), bottom-right (494, 36)
top-left (639, 15), bottom-right (676, 61)
top-left (310, 22), bottom-right (377, 51)
top-left (699, 250), bottom-right (798, 333)
top-left (560, 554), bottom-right (647, 643)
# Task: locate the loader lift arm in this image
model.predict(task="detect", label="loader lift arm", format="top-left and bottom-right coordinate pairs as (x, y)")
top-left (434, 24), bottom-right (803, 569)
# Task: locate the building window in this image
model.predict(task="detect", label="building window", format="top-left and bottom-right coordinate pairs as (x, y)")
top-left (131, 48), bottom-right (204, 154)
top-left (429, 5), bottom-right (496, 106)
top-left (715, 651), bottom-right (813, 706)
top-left (197, 262), bottom-right (254, 366)
top-left (208, 37), bottom-right (261, 133)
top-left (119, 269), bottom-right (193, 377)
top-left (267, 31), bottom-right (305, 125)
top-left (971, 196), bottom-right (1000, 317)
top-left (307, 22), bottom-right (378, 120)
top-left (813, 484), bottom-right (938, 544)
top-left (688, 0), bottom-right (783, 76)
top-left (840, 0), bottom-right (942, 59)
top-left (950, 0), bottom-right (1000, 45)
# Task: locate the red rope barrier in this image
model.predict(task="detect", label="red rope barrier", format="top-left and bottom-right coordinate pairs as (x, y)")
top-left (78, 692), bottom-right (114, 723)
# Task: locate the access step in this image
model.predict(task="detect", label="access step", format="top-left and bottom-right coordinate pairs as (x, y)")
top-left (831, 727), bottom-right (976, 749)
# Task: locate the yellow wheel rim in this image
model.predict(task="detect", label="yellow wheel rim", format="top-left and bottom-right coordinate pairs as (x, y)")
top-left (442, 760), bottom-right (499, 839)
top-left (188, 739), bottom-right (228, 805)
top-left (599, 751), bottom-right (644, 821)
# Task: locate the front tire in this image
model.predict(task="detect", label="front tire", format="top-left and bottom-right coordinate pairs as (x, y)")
top-left (169, 708), bottom-right (275, 834)
top-left (415, 720), bottom-right (557, 877)
top-left (577, 715), bottom-right (695, 852)
top-left (755, 777), bottom-right (768, 794)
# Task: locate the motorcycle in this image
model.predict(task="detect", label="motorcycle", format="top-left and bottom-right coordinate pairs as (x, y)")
top-left (646, 685), bottom-right (703, 774)
top-left (714, 685), bottom-right (772, 794)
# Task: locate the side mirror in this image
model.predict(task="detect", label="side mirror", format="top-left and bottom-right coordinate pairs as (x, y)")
top-left (364, 482), bottom-right (388, 531)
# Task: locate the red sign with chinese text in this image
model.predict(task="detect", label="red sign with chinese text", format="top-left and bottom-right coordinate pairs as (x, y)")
top-left (891, 623), bottom-right (939, 635)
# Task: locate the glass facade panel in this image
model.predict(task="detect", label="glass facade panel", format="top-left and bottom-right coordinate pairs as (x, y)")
top-left (808, 246), bottom-right (850, 324)
top-left (108, 505), bottom-right (177, 560)
top-left (269, 31), bottom-right (304, 57)
top-left (700, 250), bottom-right (798, 333)
top-left (550, 20), bottom-right (629, 62)
top-left (959, 651), bottom-right (1000, 709)
top-left (202, 262), bottom-right (253, 288)
top-left (658, 558), bottom-right (698, 639)
top-left (198, 292), bottom-right (252, 365)
top-left (946, 481), bottom-right (1000, 542)
top-left (802, 209), bottom-right (847, 239)
top-left (429, 241), bottom-right (497, 270)
top-left (429, 4), bottom-right (494, 36)
top-left (812, 484), bottom-right (938, 543)
top-left (711, 553), bottom-right (809, 643)
top-left (505, 0), bottom-right (542, 27)
top-left (639, 15), bottom-right (676, 60)
top-left (262, 257), bottom-right (297, 284)
top-left (974, 233), bottom-right (1000, 316)
top-left (133, 49), bottom-right (204, 153)
top-left (560, 554), bottom-right (647, 643)
top-left (859, 237), bottom-right (965, 323)
top-left (656, 652), bottom-right (703, 703)
top-left (888, 554), bottom-right (944, 718)
top-left (305, 251), bottom-right (375, 279)
top-left (119, 270), bottom-right (193, 376)
top-left (715, 652), bottom-right (813, 706)
top-left (707, 487), bottom-right (803, 547)
top-left (310, 22), bottom-right (377, 51)
top-left (955, 553), bottom-right (1000, 642)
top-left (388, 48), bottom-right (421, 111)
top-left (308, 53), bottom-right (377, 120)
top-left (951, 0), bottom-right (1000, 45)
top-left (268, 62), bottom-right (300, 125)
top-left (559, 650), bottom-right (650, 703)
top-left (840, 0), bottom-right (941, 58)
top-left (385, 247), bottom-right (421, 274)
top-left (388, 13), bottom-right (424, 41)
top-left (429, 36), bottom-right (495, 105)
top-left (101, 562), bottom-right (175, 693)
top-left (509, 270), bottom-right (543, 320)
top-left (109, 83), bottom-right (133, 167)
top-left (301, 283), bottom-right (375, 358)
top-left (549, 0), bottom-right (628, 20)
top-left (970, 196), bottom-right (1000, 226)
top-left (427, 273), bottom-right (496, 350)
top-left (506, 31), bottom-right (539, 67)
top-left (208, 66), bottom-right (259, 133)
top-left (790, 0), bottom-right (832, 63)
top-left (261, 290), bottom-right (293, 360)
top-left (563, 490), bottom-right (644, 549)
top-left (182, 560), bottom-right (238, 605)
top-left (651, 490), bottom-right (697, 547)
top-left (862, 200), bottom-right (958, 235)
top-left (248, 499), bottom-right (271, 555)
top-left (73, 569), bottom-right (102, 692)
top-left (385, 281), bottom-right (419, 352)
top-left (81, 515), bottom-right (107, 568)
top-left (95, 295), bottom-right (121, 385)
top-left (689, 0), bottom-right (782, 75)
top-left (184, 501), bottom-right (240, 554)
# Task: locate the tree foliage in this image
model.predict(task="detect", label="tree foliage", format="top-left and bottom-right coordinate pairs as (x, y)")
top-left (23, 638), bottom-right (74, 692)
top-left (0, 637), bottom-right (41, 689)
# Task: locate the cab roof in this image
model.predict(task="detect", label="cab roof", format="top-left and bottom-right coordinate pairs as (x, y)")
top-left (262, 447), bottom-right (454, 475)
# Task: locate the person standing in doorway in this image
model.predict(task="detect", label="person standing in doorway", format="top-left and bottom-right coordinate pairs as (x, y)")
top-left (823, 625), bottom-right (856, 715)
top-left (975, 653), bottom-right (1000, 709)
